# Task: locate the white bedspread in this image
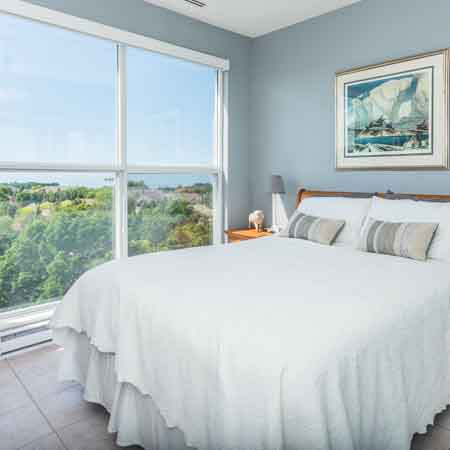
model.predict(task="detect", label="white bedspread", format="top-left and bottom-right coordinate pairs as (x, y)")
top-left (52, 237), bottom-right (450, 450)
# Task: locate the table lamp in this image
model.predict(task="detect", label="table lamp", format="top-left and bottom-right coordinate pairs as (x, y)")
top-left (271, 175), bottom-right (285, 232)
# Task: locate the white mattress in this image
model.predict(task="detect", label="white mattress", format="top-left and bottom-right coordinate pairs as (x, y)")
top-left (52, 237), bottom-right (450, 450)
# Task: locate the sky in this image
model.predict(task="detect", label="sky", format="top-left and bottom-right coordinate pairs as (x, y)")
top-left (0, 12), bottom-right (216, 187)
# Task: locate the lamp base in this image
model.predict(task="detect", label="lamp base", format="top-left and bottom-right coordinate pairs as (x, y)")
top-left (271, 193), bottom-right (285, 233)
top-left (269, 224), bottom-right (283, 233)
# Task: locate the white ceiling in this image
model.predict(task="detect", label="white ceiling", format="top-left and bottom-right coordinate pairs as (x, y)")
top-left (144, 0), bottom-right (361, 38)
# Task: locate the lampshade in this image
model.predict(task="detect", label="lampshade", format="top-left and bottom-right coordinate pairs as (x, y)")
top-left (271, 175), bottom-right (285, 194)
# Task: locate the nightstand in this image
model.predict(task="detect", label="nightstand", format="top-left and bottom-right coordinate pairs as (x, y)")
top-left (225, 228), bottom-right (273, 243)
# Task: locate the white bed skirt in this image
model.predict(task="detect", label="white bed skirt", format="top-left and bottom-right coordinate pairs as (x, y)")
top-left (55, 325), bottom-right (447, 450)
top-left (55, 327), bottom-right (192, 450)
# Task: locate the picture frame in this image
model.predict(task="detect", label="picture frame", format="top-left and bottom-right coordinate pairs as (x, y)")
top-left (335, 49), bottom-right (449, 170)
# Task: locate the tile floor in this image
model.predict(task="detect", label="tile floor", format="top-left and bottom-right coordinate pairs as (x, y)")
top-left (0, 344), bottom-right (141, 450)
top-left (1, 344), bottom-right (450, 450)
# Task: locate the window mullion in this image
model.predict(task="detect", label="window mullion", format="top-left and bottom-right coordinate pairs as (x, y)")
top-left (0, 163), bottom-right (118, 173)
top-left (214, 70), bottom-right (226, 244)
top-left (126, 165), bottom-right (218, 174)
top-left (116, 43), bottom-right (128, 259)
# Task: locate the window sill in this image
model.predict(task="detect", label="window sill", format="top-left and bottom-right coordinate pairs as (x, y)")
top-left (0, 301), bottom-right (59, 333)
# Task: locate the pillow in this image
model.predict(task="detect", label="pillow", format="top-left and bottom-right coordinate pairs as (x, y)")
top-left (296, 196), bottom-right (372, 247)
top-left (280, 212), bottom-right (345, 245)
top-left (359, 218), bottom-right (438, 261)
top-left (365, 196), bottom-right (450, 261)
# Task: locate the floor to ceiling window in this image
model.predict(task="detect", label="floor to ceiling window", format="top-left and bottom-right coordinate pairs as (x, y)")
top-left (0, 8), bottom-right (226, 314)
top-left (126, 47), bottom-right (217, 256)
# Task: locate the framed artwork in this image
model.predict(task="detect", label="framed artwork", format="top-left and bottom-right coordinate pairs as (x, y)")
top-left (336, 49), bottom-right (449, 170)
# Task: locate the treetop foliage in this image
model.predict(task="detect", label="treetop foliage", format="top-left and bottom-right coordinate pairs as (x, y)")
top-left (0, 181), bottom-right (212, 310)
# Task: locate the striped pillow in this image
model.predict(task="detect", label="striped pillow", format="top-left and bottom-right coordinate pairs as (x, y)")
top-left (359, 218), bottom-right (438, 261)
top-left (280, 212), bottom-right (345, 245)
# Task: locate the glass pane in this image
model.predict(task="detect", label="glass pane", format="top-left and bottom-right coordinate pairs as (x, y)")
top-left (127, 47), bottom-right (216, 165)
top-left (0, 13), bottom-right (116, 164)
top-left (0, 173), bottom-right (114, 312)
top-left (128, 174), bottom-right (214, 256)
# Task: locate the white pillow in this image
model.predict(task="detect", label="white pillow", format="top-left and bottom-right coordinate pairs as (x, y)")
top-left (364, 196), bottom-right (450, 261)
top-left (296, 196), bottom-right (372, 247)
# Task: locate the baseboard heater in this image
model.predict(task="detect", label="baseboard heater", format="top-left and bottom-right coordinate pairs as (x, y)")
top-left (0, 320), bottom-right (52, 356)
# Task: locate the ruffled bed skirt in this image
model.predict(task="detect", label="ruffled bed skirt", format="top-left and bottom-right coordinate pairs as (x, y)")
top-left (54, 324), bottom-right (449, 450)
top-left (55, 327), bottom-right (192, 450)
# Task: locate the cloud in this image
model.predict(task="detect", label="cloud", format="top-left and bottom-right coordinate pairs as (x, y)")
top-left (364, 78), bottom-right (412, 122)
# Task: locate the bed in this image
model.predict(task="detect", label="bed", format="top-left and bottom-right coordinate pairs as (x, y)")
top-left (51, 189), bottom-right (450, 450)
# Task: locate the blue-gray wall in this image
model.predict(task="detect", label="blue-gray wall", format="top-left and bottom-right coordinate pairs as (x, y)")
top-left (24, 0), bottom-right (252, 228)
top-left (250, 0), bottom-right (450, 218)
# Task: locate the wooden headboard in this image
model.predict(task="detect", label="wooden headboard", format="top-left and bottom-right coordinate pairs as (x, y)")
top-left (296, 189), bottom-right (450, 208)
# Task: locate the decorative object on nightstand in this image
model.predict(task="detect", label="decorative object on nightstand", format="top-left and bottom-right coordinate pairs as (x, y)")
top-left (270, 174), bottom-right (285, 233)
top-left (225, 228), bottom-right (273, 243)
top-left (248, 210), bottom-right (265, 231)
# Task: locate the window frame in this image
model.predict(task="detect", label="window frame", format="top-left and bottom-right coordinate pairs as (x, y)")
top-left (0, 1), bottom-right (229, 321)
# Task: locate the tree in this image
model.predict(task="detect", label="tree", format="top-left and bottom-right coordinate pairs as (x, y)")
top-left (0, 186), bottom-right (13, 202)
top-left (128, 209), bottom-right (173, 254)
top-left (95, 188), bottom-right (112, 210)
top-left (168, 219), bottom-right (212, 249)
top-left (0, 216), bottom-right (17, 256)
top-left (0, 180), bottom-right (213, 311)
top-left (0, 219), bottom-right (48, 308)
top-left (128, 239), bottom-right (152, 256)
top-left (41, 251), bottom-right (84, 299)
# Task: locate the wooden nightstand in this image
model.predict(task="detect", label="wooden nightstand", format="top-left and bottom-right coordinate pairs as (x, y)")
top-left (225, 228), bottom-right (273, 243)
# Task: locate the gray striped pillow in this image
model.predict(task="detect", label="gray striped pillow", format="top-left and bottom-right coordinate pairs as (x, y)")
top-left (359, 218), bottom-right (438, 261)
top-left (280, 212), bottom-right (345, 245)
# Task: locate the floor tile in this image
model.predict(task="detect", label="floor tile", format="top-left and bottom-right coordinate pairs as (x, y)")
top-left (0, 360), bottom-right (32, 415)
top-left (7, 345), bottom-right (61, 371)
top-left (8, 345), bottom-right (76, 400)
top-left (57, 415), bottom-right (124, 450)
top-left (435, 405), bottom-right (450, 430)
top-left (0, 403), bottom-right (52, 450)
top-left (37, 384), bottom-right (108, 430)
top-left (411, 426), bottom-right (450, 450)
top-left (19, 433), bottom-right (65, 450)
